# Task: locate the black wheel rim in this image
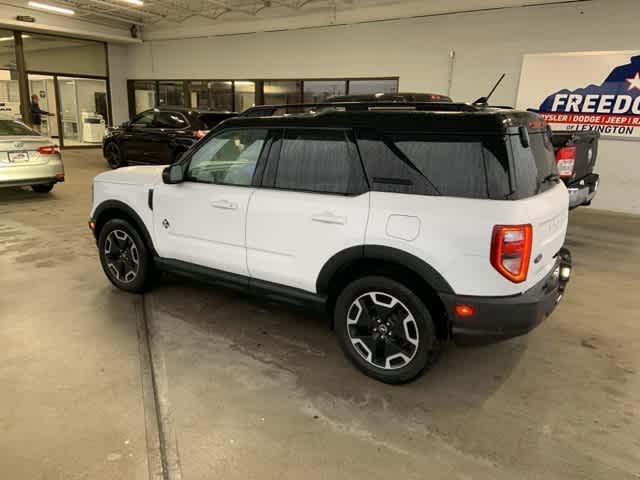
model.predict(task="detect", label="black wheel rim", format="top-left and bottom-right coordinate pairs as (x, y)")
top-left (346, 291), bottom-right (419, 370)
top-left (104, 229), bottom-right (139, 283)
top-left (106, 145), bottom-right (120, 167)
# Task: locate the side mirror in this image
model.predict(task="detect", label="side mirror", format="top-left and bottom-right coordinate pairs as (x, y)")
top-left (162, 164), bottom-right (184, 184)
top-left (120, 121), bottom-right (131, 129)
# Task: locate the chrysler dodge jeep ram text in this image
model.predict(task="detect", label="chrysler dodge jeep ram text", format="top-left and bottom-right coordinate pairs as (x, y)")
top-left (89, 101), bottom-right (572, 383)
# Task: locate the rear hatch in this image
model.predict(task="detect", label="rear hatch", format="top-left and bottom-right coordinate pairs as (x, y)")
top-left (509, 129), bottom-right (569, 287)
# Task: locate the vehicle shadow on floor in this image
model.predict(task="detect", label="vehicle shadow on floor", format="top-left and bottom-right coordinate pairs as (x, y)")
top-left (0, 186), bottom-right (60, 204)
top-left (149, 272), bottom-right (527, 416)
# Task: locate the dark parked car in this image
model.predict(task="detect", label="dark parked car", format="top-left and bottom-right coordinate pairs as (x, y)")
top-left (328, 92), bottom-right (453, 103)
top-left (103, 106), bottom-right (236, 168)
top-left (551, 131), bottom-right (599, 209)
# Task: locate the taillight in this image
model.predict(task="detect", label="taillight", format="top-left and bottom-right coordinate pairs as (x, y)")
top-left (193, 130), bottom-right (209, 140)
top-left (38, 145), bottom-right (60, 155)
top-left (490, 224), bottom-right (533, 283)
top-left (555, 146), bottom-right (576, 178)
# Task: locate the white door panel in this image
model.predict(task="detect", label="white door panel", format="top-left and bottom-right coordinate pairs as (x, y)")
top-left (247, 190), bottom-right (370, 292)
top-left (153, 182), bottom-right (254, 275)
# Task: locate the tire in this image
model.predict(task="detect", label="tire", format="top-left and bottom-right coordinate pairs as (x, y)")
top-left (105, 142), bottom-right (126, 169)
top-left (32, 183), bottom-right (54, 193)
top-left (334, 276), bottom-right (438, 384)
top-left (98, 218), bottom-right (152, 293)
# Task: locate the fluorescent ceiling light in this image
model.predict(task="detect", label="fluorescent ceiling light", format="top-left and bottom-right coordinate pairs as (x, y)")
top-left (119, 0), bottom-right (144, 5)
top-left (28, 1), bottom-right (75, 15)
top-left (0, 35), bottom-right (29, 42)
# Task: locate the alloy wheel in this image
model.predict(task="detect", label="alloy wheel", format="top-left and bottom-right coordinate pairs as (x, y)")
top-left (104, 229), bottom-right (139, 283)
top-left (346, 291), bottom-right (419, 370)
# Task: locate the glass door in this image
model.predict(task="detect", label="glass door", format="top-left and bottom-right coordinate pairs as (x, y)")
top-left (57, 76), bottom-right (109, 146)
top-left (27, 73), bottom-right (58, 138)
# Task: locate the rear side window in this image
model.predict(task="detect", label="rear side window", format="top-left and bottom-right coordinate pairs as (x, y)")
top-left (357, 131), bottom-right (511, 199)
top-left (510, 132), bottom-right (558, 199)
top-left (274, 129), bottom-right (366, 194)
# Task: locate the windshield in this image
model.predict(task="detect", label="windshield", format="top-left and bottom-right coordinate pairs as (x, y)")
top-left (0, 119), bottom-right (38, 136)
top-left (510, 132), bottom-right (558, 198)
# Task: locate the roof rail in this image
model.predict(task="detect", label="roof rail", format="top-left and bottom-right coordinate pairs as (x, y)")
top-left (239, 101), bottom-right (478, 117)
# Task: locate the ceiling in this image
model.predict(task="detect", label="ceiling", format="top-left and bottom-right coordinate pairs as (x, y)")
top-left (1, 0), bottom-right (590, 33)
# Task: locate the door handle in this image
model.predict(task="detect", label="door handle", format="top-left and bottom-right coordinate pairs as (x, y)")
top-left (311, 211), bottom-right (346, 225)
top-left (211, 199), bottom-right (238, 210)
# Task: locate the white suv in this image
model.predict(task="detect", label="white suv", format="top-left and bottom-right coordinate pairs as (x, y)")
top-left (89, 102), bottom-right (572, 383)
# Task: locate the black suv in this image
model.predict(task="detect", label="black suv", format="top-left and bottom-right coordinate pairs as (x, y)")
top-left (103, 106), bottom-right (236, 168)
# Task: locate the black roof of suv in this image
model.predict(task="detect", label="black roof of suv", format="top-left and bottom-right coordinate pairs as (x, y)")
top-left (229, 101), bottom-right (547, 135)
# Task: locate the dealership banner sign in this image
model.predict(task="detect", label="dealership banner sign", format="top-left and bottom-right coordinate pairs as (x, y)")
top-left (516, 51), bottom-right (640, 139)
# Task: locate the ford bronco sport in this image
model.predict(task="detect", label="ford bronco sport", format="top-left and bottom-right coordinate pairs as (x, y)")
top-left (89, 101), bottom-right (572, 384)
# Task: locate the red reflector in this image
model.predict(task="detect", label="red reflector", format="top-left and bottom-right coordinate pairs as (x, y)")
top-left (555, 146), bottom-right (576, 178)
top-left (55, 173), bottom-right (64, 180)
top-left (454, 304), bottom-right (475, 317)
top-left (38, 145), bottom-right (60, 155)
top-left (193, 130), bottom-right (209, 140)
top-left (490, 224), bottom-right (533, 283)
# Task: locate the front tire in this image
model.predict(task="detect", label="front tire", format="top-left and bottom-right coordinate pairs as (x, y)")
top-left (32, 183), bottom-right (54, 193)
top-left (98, 218), bottom-right (152, 293)
top-left (105, 142), bottom-right (126, 169)
top-left (334, 276), bottom-right (438, 384)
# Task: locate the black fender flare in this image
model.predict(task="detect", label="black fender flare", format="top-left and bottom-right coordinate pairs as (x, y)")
top-left (315, 245), bottom-right (454, 295)
top-left (92, 199), bottom-right (158, 256)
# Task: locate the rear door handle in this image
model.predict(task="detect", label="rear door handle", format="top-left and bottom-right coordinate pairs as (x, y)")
top-left (211, 199), bottom-right (238, 210)
top-left (311, 211), bottom-right (346, 225)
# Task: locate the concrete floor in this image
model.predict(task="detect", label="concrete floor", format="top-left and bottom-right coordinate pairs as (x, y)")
top-left (1, 150), bottom-right (639, 479)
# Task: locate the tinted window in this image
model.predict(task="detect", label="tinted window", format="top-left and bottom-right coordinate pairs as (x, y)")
top-left (356, 132), bottom-right (436, 195)
top-left (510, 132), bottom-right (558, 198)
top-left (154, 111), bottom-right (188, 129)
top-left (275, 129), bottom-right (365, 194)
top-left (131, 110), bottom-right (154, 127)
top-left (393, 136), bottom-right (510, 199)
top-left (0, 119), bottom-right (38, 136)
top-left (185, 129), bottom-right (266, 186)
top-left (196, 113), bottom-right (235, 129)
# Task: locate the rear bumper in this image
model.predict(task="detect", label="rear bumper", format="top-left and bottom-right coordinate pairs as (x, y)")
top-left (0, 159), bottom-right (65, 188)
top-left (566, 174), bottom-right (599, 209)
top-left (441, 248), bottom-right (572, 344)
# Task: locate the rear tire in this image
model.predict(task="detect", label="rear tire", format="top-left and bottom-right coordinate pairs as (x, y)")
top-left (334, 276), bottom-right (438, 384)
top-left (105, 142), bottom-right (126, 169)
top-left (98, 218), bottom-right (152, 293)
top-left (32, 183), bottom-right (54, 193)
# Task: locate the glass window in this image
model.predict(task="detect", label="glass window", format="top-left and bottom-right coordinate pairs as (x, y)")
top-left (264, 80), bottom-right (301, 105)
top-left (158, 81), bottom-right (185, 107)
top-left (57, 76), bottom-right (108, 146)
top-left (186, 129), bottom-right (267, 185)
top-left (188, 80), bottom-right (233, 111)
top-left (154, 111), bottom-right (188, 129)
top-left (27, 73), bottom-right (56, 136)
top-left (134, 81), bottom-right (157, 114)
top-left (22, 33), bottom-right (106, 76)
top-left (276, 129), bottom-right (364, 194)
top-left (348, 79), bottom-right (398, 95)
top-left (0, 30), bottom-right (22, 122)
top-left (131, 110), bottom-right (154, 127)
top-left (233, 81), bottom-right (255, 112)
top-left (393, 137), bottom-right (487, 198)
top-left (510, 132), bottom-right (558, 199)
top-left (303, 80), bottom-right (346, 103)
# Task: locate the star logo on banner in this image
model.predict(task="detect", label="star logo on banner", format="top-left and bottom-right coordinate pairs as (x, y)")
top-left (626, 72), bottom-right (640, 91)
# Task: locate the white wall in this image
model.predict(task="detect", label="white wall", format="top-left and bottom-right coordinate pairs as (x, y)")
top-left (115, 0), bottom-right (640, 214)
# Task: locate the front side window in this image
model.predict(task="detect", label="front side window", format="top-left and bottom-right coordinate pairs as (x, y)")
top-left (275, 129), bottom-right (365, 194)
top-left (154, 111), bottom-right (188, 129)
top-left (185, 129), bottom-right (267, 186)
top-left (131, 110), bottom-right (154, 127)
